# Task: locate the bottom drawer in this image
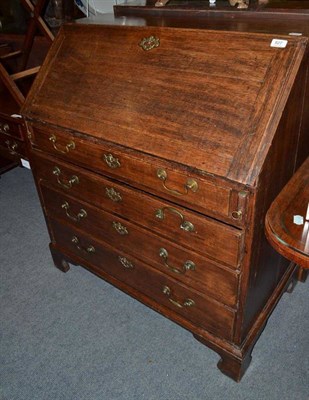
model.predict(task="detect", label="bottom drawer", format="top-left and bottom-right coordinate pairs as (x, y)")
top-left (39, 184), bottom-right (239, 307)
top-left (49, 218), bottom-right (235, 341)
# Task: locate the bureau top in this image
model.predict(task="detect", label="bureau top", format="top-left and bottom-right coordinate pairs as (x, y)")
top-left (22, 24), bottom-right (307, 186)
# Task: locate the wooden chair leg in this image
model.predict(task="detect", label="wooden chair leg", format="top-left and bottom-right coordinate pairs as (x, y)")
top-left (0, 63), bottom-right (24, 106)
top-left (297, 266), bottom-right (308, 282)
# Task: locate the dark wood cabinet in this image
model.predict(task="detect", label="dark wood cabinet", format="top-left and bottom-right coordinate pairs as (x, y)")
top-left (0, 109), bottom-right (26, 173)
top-left (21, 5), bottom-right (309, 381)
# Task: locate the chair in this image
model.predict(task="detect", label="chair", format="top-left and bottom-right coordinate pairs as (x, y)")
top-left (0, 0), bottom-right (54, 106)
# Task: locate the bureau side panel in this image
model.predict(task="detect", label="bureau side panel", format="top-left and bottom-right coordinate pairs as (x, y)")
top-left (238, 54), bottom-right (308, 341)
top-left (295, 51), bottom-right (309, 169)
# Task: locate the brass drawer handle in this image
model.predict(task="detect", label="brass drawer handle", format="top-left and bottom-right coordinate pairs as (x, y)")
top-left (5, 139), bottom-right (18, 155)
top-left (49, 134), bottom-right (75, 154)
top-left (162, 286), bottom-right (195, 308)
top-left (103, 153), bottom-right (121, 169)
top-left (157, 169), bottom-right (198, 196)
top-left (71, 236), bottom-right (95, 254)
top-left (0, 123), bottom-right (10, 133)
top-left (61, 201), bottom-right (87, 222)
top-left (106, 187), bottom-right (122, 202)
top-left (118, 256), bottom-right (134, 269)
top-left (155, 207), bottom-right (195, 232)
top-left (139, 36), bottom-right (160, 51)
top-left (112, 221), bottom-right (129, 235)
top-left (159, 248), bottom-right (195, 275)
top-left (53, 166), bottom-right (79, 189)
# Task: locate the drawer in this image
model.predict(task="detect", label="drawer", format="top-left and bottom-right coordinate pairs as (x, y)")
top-left (49, 218), bottom-right (235, 341)
top-left (40, 170), bottom-right (243, 268)
top-left (29, 124), bottom-right (247, 224)
top-left (42, 187), bottom-right (239, 307)
top-left (0, 115), bottom-right (24, 140)
top-left (32, 152), bottom-right (243, 268)
top-left (0, 134), bottom-right (26, 160)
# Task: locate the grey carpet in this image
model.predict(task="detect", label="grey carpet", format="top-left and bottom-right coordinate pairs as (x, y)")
top-left (0, 167), bottom-right (308, 400)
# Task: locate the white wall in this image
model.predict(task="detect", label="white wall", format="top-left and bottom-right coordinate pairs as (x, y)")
top-left (76, 1), bottom-right (129, 16)
top-left (91, 0), bottom-right (116, 13)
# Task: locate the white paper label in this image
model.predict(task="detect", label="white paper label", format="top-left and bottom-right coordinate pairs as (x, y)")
top-left (21, 159), bottom-right (31, 169)
top-left (289, 32), bottom-right (302, 36)
top-left (293, 215), bottom-right (304, 226)
top-left (270, 39), bottom-right (288, 48)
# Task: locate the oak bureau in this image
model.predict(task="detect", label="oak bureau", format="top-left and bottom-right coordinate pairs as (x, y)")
top-left (21, 10), bottom-right (309, 381)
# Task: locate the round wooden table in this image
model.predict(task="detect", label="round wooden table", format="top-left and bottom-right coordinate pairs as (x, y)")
top-left (265, 157), bottom-right (309, 269)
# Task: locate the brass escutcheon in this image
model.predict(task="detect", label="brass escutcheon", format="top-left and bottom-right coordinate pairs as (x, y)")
top-left (118, 256), bottom-right (134, 269)
top-left (53, 166), bottom-right (79, 189)
top-left (156, 168), bottom-right (198, 196)
top-left (103, 153), bottom-right (121, 169)
top-left (106, 187), bottom-right (122, 203)
top-left (61, 201), bottom-right (87, 222)
top-left (49, 134), bottom-right (75, 154)
top-left (162, 286), bottom-right (195, 308)
top-left (112, 221), bottom-right (128, 235)
top-left (155, 207), bottom-right (195, 232)
top-left (71, 236), bottom-right (95, 254)
top-left (159, 247), bottom-right (195, 275)
top-left (139, 36), bottom-right (160, 51)
top-left (231, 210), bottom-right (242, 220)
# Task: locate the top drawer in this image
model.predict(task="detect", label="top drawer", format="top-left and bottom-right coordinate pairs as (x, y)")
top-left (28, 123), bottom-right (248, 224)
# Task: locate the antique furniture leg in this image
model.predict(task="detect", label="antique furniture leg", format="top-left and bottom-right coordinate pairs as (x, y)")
top-left (217, 352), bottom-right (253, 382)
top-left (297, 267), bottom-right (308, 282)
top-left (285, 273), bottom-right (298, 294)
top-left (49, 244), bottom-right (70, 272)
top-left (193, 333), bottom-right (256, 382)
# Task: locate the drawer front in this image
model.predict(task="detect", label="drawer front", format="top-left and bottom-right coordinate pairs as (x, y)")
top-left (0, 134), bottom-right (26, 159)
top-left (29, 124), bottom-right (247, 224)
top-left (49, 218), bottom-right (235, 341)
top-left (42, 186), bottom-right (239, 307)
top-left (32, 152), bottom-right (243, 268)
top-left (0, 116), bottom-right (24, 140)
